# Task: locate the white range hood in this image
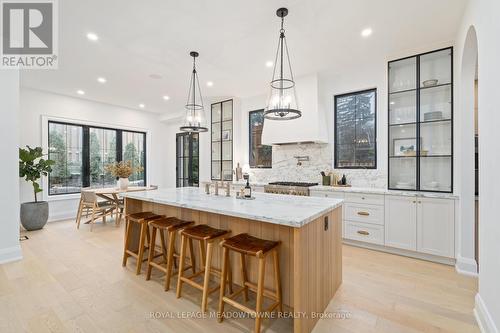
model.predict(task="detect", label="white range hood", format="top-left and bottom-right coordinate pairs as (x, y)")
top-left (261, 73), bottom-right (328, 145)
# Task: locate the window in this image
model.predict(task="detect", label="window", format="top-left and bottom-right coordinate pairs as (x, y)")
top-left (176, 132), bottom-right (199, 187)
top-left (48, 123), bottom-right (83, 194)
top-left (211, 99), bottom-right (233, 181)
top-left (334, 89), bottom-right (377, 169)
top-left (249, 110), bottom-right (272, 168)
top-left (48, 121), bottom-right (146, 195)
top-left (122, 131), bottom-right (146, 186)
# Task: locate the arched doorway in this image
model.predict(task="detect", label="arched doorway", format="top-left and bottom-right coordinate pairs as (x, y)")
top-left (458, 26), bottom-right (479, 274)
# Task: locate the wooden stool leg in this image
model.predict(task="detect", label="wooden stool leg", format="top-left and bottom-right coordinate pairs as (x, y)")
top-left (255, 255), bottom-right (266, 333)
top-left (176, 234), bottom-right (188, 299)
top-left (136, 222), bottom-right (147, 275)
top-left (159, 229), bottom-right (168, 264)
top-left (227, 253), bottom-right (233, 294)
top-left (218, 246), bottom-right (229, 323)
top-left (273, 249), bottom-right (283, 312)
top-left (201, 241), bottom-right (214, 313)
top-left (188, 238), bottom-right (196, 274)
top-left (165, 230), bottom-right (176, 291)
top-left (240, 253), bottom-right (249, 302)
top-left (199, 240), bottom-right (206, 270)
top-left (146, 226), bottom-right (157, 281)
top-left (122, 217), bottom-right (132, 267)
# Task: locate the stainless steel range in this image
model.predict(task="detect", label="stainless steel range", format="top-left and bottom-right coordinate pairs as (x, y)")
top-left (264, 182), bottom-right (318, 196)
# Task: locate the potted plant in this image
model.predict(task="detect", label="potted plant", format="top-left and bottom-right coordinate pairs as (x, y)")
top-left (19, 146), bottom-right (55, 231)
top-left (105, 161), bottom-right (143, 190)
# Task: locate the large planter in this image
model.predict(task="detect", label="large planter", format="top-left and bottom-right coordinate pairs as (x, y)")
top-left (20, 201), bottom-right (49, 231)
top-left (118, 177), bottom-right (129, 190)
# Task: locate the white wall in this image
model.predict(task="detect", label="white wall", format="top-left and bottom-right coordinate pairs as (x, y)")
top-left (0, 71), bottom-right (22, 264)
top-left (19, 88), bottom-right (171, 221)
top-left (456, 0), bottom-right (500, 331)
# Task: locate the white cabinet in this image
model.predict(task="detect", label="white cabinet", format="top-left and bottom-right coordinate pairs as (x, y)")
top-left (385, 196), bottom-right (417, 251)
top-left (417, 197), bottom-right (454, 257)
top-left (385, 195), bottom-right (455, 258)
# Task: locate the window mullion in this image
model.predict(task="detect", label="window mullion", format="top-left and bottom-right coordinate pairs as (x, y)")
top-left (82, 126), bottom-right (90, 187)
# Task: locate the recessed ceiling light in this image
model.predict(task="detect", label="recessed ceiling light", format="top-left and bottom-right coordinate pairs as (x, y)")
top-left (97, 77), bottom-right (106, 83)
top-left (361, 28), bottom-right (372, 37)
top-left (76, 90), bottom-right (85, 95)
top-left (139, 104), bottom-right (145, 108)
top-left (390, 101), bottom-right (395, 105)
top-left (206, 81), bottom-right (213, 87)
top-left (265, 61), bottom-right (273, 68)
top-left (86, 32), bottom-right (99, 41)
top-left (163, 95), bottom-right (170, 101)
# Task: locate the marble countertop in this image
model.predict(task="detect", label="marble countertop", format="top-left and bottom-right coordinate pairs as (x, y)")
top-left (123, 187), bottom-right (343, 228)
top-left (310, 185), bottom-right (459, 199)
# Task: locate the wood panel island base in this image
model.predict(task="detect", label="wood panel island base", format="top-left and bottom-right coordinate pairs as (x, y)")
top-left (123, 188), bottom-right (343, 333)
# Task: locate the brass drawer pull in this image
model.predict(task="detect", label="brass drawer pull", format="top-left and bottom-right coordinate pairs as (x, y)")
top-left (357, 230), bottom-right (370, 236)
top-left (357, 211), bottom-right (370, 216)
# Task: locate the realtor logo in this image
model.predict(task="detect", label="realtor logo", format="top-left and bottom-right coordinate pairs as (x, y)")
top-left (1, 0), bottom-right (58, 69)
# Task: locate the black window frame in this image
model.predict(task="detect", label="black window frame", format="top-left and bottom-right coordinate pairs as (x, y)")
top-left (48, 120), bottom-right (147, 196)
top-left (334, 88), bottom-right (377, 169)
top-left (248, 109), bottom-right (272, 169)
top-left (176, 132), bottom-right (199, 187)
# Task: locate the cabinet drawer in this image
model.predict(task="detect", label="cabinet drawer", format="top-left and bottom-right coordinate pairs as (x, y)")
top-left (345, 203), bottom-right (384, 225)
top-left (345, 221), bottom-right (384, 245)
top-left (345, 193), bottom-right (384, 205)
top-left (310, 191), bottom-right (345, 200)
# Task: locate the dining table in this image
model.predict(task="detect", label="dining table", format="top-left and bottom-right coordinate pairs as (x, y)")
top-left (77, 186), bottom-right (157, 225)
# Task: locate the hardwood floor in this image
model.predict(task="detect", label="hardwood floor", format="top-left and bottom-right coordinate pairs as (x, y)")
top-left (0, 220), bottom-right (478, 333)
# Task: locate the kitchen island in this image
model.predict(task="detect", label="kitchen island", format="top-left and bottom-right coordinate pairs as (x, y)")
top-left (123, 187), bottom-right (343, 333)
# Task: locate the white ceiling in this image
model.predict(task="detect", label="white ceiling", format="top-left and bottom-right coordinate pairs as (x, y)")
top-left (20, 0), bottom-right (467, 115)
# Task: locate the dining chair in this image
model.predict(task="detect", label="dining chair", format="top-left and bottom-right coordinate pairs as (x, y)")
top-left (76, 190), bottom-right (116, 231)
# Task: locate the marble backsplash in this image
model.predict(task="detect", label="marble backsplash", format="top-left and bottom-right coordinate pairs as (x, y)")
top-left (247, 143), bottom-right (387, 188)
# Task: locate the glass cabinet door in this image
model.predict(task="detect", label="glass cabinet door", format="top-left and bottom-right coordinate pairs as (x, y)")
top-left (211, 100), bottom-right (233, 181)
top-left (388, 48), bottom-right (453, 193)
top-left (419, 49), bottom-right (452, 192)
top-left (389, 56), bottom-right (417, 190)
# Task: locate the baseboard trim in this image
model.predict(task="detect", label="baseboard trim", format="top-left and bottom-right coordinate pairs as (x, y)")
top-left (0, 244), bottom-right (23, 264)
top-left (343, 239), bottom-right (456, 265)
top-left (475, 293), bottom-right (499, 333)
top-left (455, 255), bottom-right (478, 277)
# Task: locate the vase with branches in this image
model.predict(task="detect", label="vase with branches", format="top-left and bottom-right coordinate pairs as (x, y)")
top-left (105, 161), bottom-right (143, 189)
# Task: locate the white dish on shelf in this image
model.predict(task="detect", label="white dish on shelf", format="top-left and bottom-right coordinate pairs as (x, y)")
top-left (422, 79), bottom-right (438, 87)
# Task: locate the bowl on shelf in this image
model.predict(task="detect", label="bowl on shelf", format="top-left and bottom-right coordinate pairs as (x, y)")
top-left (423, 111), bottom-right (443, 121)
top-left (422, 79), bottom-right (438, 87)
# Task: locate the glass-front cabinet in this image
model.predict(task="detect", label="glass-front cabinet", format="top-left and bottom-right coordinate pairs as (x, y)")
top-left (388, 47), bottom-right (453, 193)
top-left (211, 99), bottom-right (233, 181)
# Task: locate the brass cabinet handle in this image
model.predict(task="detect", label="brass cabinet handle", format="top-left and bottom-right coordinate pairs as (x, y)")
top-left (418, 201), bottom-right (422, 203)
top-left (412, 200), bottom-right (416, 203)
top-left (357, 211), bottom-right (370, 216)
top-left (357, 230), bottom-right (370, 236)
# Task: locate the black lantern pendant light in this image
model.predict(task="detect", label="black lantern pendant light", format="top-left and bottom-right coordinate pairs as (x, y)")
top-left (180, 51), bottom-right (208, 132)
top-left (264, 8), bottom-right (301, 121)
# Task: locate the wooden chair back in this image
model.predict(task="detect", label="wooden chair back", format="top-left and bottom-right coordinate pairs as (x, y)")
top-left (81, 190), bottom-right (98, 204)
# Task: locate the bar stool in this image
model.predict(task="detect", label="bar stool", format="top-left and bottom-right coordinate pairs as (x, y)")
top-left (218, 233), bottom-right (282, 333)
top-left (176, 224), bottom-right (232, 313)
top-left (122, 212), bottom-right (164, 275)
top-left (145, 217), bottom-right (196, 291)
